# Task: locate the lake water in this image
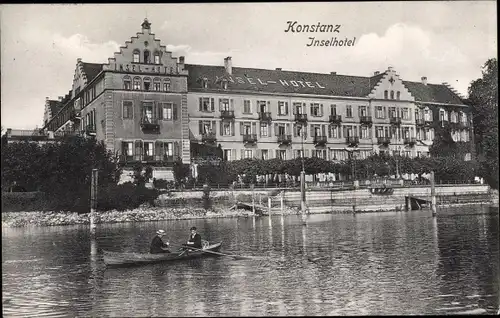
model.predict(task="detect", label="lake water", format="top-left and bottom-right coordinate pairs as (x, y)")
top-left (2, 205), bottom-right (499, 316)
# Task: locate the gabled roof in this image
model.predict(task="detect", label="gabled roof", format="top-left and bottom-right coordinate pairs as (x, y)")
top-left (402, 81), bottom-right (464, 105)
top-left (185, 63), bottom-right (465, 105)
top-left (185, 64), bottom-right (382, 98)
top-left (47, 100), bottom-right (62, 115)
top-left (81, 62), bottom-right (104, 82)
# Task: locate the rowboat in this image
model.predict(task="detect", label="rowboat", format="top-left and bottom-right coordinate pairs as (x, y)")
top-left (103, 242), bottom-right (223, 267)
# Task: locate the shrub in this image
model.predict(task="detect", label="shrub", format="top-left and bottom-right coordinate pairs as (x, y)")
top-left (97, 182), bottom-right (160, 211)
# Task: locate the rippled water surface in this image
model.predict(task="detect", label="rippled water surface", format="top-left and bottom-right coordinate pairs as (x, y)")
top-left (2, 205), bottom-right (499, 316)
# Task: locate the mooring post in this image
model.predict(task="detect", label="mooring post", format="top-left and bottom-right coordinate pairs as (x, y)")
top-left (431, 171), bottom-right (437, 217)
top-left (90, 168), bottom-right (98, 236)
top-left (251, 184), bottom-right (255, 215)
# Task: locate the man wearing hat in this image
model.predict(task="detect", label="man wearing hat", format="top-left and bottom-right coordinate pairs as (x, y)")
top-left (150, 229), bottom-right (171, 254)
top-left (184, 227), bottom-right (202, 249)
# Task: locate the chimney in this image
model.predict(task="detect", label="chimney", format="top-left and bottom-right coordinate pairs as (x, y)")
top-left (330, 72), bottom-right (337, 75)
top-left (58, 96), bottom-right (63, 101)
top-left (374, 71), bottom-right (380, 76)
top-left (77, 58), bottom-right (82, 63)
top-left (276, 68), bottom-right (282, 71)
top-left (388, 66), bottom-right (393, 72)
top-left (224, 56), bottom-right (232, 75)
top-left (421, 76), bottom-right (427, 85)
top-left (179, 56), bottom-right (185, 64)
top-left (46, 97), bottom-right (50, 101)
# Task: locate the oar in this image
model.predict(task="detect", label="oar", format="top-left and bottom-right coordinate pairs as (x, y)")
top-left (169, 243), bottom-right (253, 260)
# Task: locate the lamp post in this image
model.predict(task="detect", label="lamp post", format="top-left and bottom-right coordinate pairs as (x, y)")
top-left (300, 125), bottom-right (307, 220)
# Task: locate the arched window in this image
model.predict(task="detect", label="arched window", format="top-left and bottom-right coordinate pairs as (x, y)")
top-left (133, 77), bottom-right (141, 90)
top-left (396, 91), bottom-right (401, 100)
top-left (460, 111), bottom-right (467, 124)
top-left (123, 76), bottom-right (132, 90)
top-left (143, 77), bottom-right (151, 90)
top-left (163, 79), bottom-right (171, 92)
top-left (439, 108), bottom-right (446, 121)
top-left (133, 50), bottom-right (140, 63)
top-left (450, 111), bottom-right (457, 123)
top-left (144, 50), bottom-right (150, 64)
top-left (384, 90), bottom-right (388, 99)
top-left (390, 90), bottom-right (394, 99)
top-left (154, 52), bottom-right (160, 64)
top-left (153, 78), bottom-right (161, 91)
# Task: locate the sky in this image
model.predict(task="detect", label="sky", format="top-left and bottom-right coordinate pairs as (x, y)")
top-left (1, 2), bottom-right (497, 130)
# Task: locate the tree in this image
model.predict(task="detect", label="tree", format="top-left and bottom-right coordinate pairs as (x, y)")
top-left (467, 58), bottom-right (498, 188)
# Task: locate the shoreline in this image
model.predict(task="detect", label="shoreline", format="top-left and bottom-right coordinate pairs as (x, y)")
top-left (2, 202), bottom-right (497, 228)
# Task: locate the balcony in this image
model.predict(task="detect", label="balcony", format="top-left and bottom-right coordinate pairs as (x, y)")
top-left (329, 115), bottom-right (342, 125)
top-left (201, 132), bottom-right (217, 144)
top-left (220, 110), bottom-right (235, 120)
top-left (119, 155), bottom-right (177, 165)
top-left (360, 116), bottom-right (373, 126)
top-left (390, 117), bottom-right (402, 126)
top-left (377, 136), bottom-right (391, 146)
top-left (294, 113), bottom-right (308, 124)
top-left (404, 137), bottom-right (417, 146)
top-left (313, 135), bottom-right (327, 146)
top-left (277, 134), bottom-right (292, 145)
top-left (345, 136), bottom-right (359, 147)
top-left (140, 117), bottom-right (160, 132)
top-left (243, 133), bottom-right (258, 144)
top-left (258, 112), bottom-right (272, 122)
top-left (70, 110), bottom-right (81, 122)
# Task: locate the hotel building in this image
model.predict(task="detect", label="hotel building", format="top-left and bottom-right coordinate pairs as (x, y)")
top-left (14, 19), bottom-right (472, 180)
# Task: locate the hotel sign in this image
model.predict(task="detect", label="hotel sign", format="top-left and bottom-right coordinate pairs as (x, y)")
top-left (223, 75), bottom-right (326, 89)
top-left (109, 63), bottom-right (178, 74)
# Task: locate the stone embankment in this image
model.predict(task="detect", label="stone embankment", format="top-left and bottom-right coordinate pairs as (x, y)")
top-left (1, 206), bottom-right (300, 228)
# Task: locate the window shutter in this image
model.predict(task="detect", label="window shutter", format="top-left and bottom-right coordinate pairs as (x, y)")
top-left (198, 98), bottom-right (202, 111)
top-left (231, 149), bottom-right (236, 160)
top-left (239, 122), bottom-right (243, 135)
top-left (286, 123), bottom-right (291, 135)
top-left (293, 124), bottom-right (297, 137)
top-left (154, 140), bottom-right (161, 156)
top-left (383, 106), bottom-right (387, 118)
top-left (367, 105), bottom-right (371, 116)
top-left (121, 141), bottom-right (127, 155)
top-left (173, 104), bottom-right (178, 120)
top-left (252, 122), bottom-right (256, 134)
top-left (256, 149), bottom-right (261, 159)
top-left (241, 149), bottom-right (244, 160)
top-left (304, 125), bottom-right (307, 139)
top-left (153, 102), bottom-right (158, 120)
top-left (174, 141), bottom-right (179, 159)
top-left (210, 98), bottom-right (215, 112)
top-left (199, 121), bottom-right (203, 134)
top-left (274, 123), bottom-right (278, 136)
top-left (302, 103), bottom-right (306, 114)
top-left (328, 126), bottom-right (332, 138)
top-left (343, 126), bottom-right (347, 138)
top-left (220, 121), bottom-right (223, 136)
top-left (275, 149), bottom-right (279, 159)
top-left (157, 103), bottom-right (163, 120)
top-left (211, 120), bottom-right (216, 133)
top-left (231, 122), bottom-right (235, 136)
top-left (218, 99), bottom-right (222, 111)
top-left (310, 125), bottom-right (314, 137)
top-left (230, 99), bottom-right (234, 111)
top-left (267, 101), bottom-right (270, 113)
top-left (292, 104), bottom-right (296, 115)
top-left (310, 103), bottom-right (313, 115)
top-left (285, 102), bottom-right (289, 115)
top-left (320, 104), bottom-right (324, 116)
top-left (305, 149), bottom-right (309, 158)
top-left (322, 125), bottom-right (326, 136)
top-left (269, 123), bottom-right (273, 137)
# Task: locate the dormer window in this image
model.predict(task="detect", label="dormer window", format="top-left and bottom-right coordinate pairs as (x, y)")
top-left (133, 50), bottom-right (140, 63)
top-left (143, 77), bottom-right (151, 91)
top-left (133, 77), bottom-right (141, 90)
top-left (202, 78), bottom-right (208, 89)
top-left (144, 50), bottom-right (150, 64)
top-left (123, 76), bottom-right (132, 90)
top-left (222, 80), bottom-right (228, 90)
top-left (154, 52), bottom-right (160, 64)
top-left (384, 90), bottom-right (388, 99)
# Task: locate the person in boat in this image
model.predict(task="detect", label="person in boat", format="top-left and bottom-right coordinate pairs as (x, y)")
top-left (150, 230), bottom-right (170, 254)
top-left (183, 226), bottom-right (202, 249)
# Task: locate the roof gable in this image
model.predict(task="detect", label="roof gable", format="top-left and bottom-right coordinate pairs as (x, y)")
top-left (368, 68), bottom-right (415, 101)
top-left (402, 81), bottom-right (464, 105)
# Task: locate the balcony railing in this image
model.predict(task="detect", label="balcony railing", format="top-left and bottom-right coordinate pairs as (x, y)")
top-left (313, 135), bottom-right (327, 146)
top-left (258, 112), bottom-right (272, 122)
top-left (140, 117), bottom-right (160, 132)
top-left (119, 154), bottom-right (177, 164)
top-left (294, 114), bottom-right (308, 124)
top-left (345, 136), bottom-right (359, 147)
top-left (201, 132), bottom-right (217, 144)
top-left (220, 110), bottom-right (235, 120)
top-left (329, 115), bottom-right (342, 125)
top-left (277, 134), bottom-right (292, 145)
top-left (243, 134), bottom-right (258, 144)
top-left (390, 117), bottom-right (402, 126)
top-left (360, 116), bottom-right (373, 126)
top-left (85, 125), bottom-right (96, 136)
top-left (377, 136), bottom-right (391, 146)
top-left (404, 137), bottom-right (417, 146)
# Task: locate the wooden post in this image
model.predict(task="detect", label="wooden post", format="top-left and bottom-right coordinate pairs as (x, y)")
top-left (251, 184), bottom-right (255, 215)
top-left (280, 190), bottom-right (284, 215)
top-left (431, 171), bottom-right (437, 217)
top-left (268, 196), bottom-right (272, 216)
top-left (90, 168), bottom-right (98, 235)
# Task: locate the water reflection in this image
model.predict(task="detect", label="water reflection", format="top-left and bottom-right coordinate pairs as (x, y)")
top-left (2, 205), bottom-right (499, 316)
